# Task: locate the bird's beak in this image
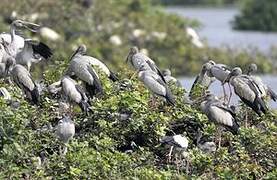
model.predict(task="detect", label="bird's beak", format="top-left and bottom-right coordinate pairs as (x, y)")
top-left (23, 22), bottom-right (41, 32)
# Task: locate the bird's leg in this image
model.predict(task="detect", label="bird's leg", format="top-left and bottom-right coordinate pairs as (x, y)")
top-left (167, 146), bottom-right (174, 163)
top-left (217, 127), bottom-right (222, 149)
top-left (63, 145), bottom-right (68, 155)
top-left (222, 84), bottom-right (227, 103)
top-left (245, 110), bottom-right (248, 128)
top-left (227, 83), bottom-right (232, 105)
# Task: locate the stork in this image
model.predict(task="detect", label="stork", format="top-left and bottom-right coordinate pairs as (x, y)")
top-left (66, 46), bottom-right (103, 97)
top-left (61, 76), bottom-right (90, 114)
top-left (246, 63), bottom-right (277, 102)
top-left (200, 93), bottom-right (239, 147)
top-left (223, 67), bottom-right (268, 116)
top-left (56, 116), bottom-right (75, 155)
top-left (11, 64), bottom-right (40, 105)
top-left (126, 46), bottom-right (166, 83)
top-left (138, 65), bottom-right (175, 106)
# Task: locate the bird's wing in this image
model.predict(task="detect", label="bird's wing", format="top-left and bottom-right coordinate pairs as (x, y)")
top-left (212, 101), bottom-right (236, 117)
top-left (25, 39), bottom-right (53, 59)
top-left (75, 84), bottom-right (88, 101)
top-left (145, 59), bottom-right (166, 83)
top-left (87, 65), bottom-right (103, 92)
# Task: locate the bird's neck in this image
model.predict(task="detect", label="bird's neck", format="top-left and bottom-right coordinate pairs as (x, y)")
top-left (10, 26), bottom-right (16, 42)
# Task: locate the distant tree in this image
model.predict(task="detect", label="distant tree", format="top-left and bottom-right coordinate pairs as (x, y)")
top-left (233, 0), bottom-right (277, 31)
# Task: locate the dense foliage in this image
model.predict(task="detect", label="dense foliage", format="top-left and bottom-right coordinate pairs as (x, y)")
top-left (0, 0), bottom-right (275, 77)
top-left (158, 0), bottom-right (238, 6)
top-left (0, 71), bottom-right (276, 179)
top-left (233, 0), bottom-right (277, 32)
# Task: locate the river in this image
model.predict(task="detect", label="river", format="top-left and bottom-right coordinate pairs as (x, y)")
top-left (165, 6), bottom-right (277, 109)
top-left (165, 6), bottom-right (277, 53)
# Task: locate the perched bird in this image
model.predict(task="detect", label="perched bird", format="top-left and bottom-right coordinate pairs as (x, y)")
top-left (61, 76), bottom-right (90, 114)
top-left (126, 46), bottom-right (166, 83)
top-left (189, 62), bottom-right (215, 97)
top-left (56, 116), bottom-right (75, 155)
top-left (196, 130), bottom-right (216, 153)
top-left (0, 20), bottom-right (40, 56)
top-left (206, 60), bottom-right (231, 102)
top-left (0, 87), bottom-right (11, 100)
top-left (15, 39), bottom-right (53, 71)
top-left (138, 65), bottom-right (175, 105)
top-left (224, 67), bottom-right (268, 116)
top-left (200, 93), bottom-right (239, 146)
top-left (70, 45), bottom-right (118, 81)
top-left (162, 69), bottom-right (181, 86)
top-left (246, 63), bottom-right (277, 102)
top-left (11, 64), bottom-right (40, 105)
top-left (67, 45), bottom-right (103, 97)
top-left (161, 134), bottom-right (189, 159)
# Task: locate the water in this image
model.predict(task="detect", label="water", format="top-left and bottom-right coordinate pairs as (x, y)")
top-left (165, 6), bottom-right (277, 53)
top-left (179, 76), bottom-right (277, 109)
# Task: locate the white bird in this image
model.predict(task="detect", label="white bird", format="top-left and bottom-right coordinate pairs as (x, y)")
top-left (246, 63), bottom-right (277, 102)
top-left (186, 27), bottom-right (204, 48)
top-left (126, 46), bottom-right (166, 83)
top-left (223, 67), bottom-right (268, 116)
top-left (56, 116), bottom-right (75, 155)
top-left (0, 20), bottom-right (40, 56)
top-left (66, 45), bottom-right (103, 97)
top-left (161, 134), bottom-right (189, 160)
top-left (138, 65), bottom-right (175, 105)
top-left (11, 64), bottom-right (40, 105)
top-left (0, 87), bottom-right (11, 100)
top-left (61, 76), bottom-right (90, 114)
top-left (39, 27), bottom-right (61, 41)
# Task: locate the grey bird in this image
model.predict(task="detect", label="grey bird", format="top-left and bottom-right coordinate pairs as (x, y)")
top-left (15, 39), bottom-right (53, 71)
top-left (70, 44), bottom-right (118, 81)
top-left (11, 64), bottom-right (40, 105)
top-left (196, 130), bottom-right (216, 153)
top-left (56, 116), bottom-right (75, 155)
top-left (223, 67), bottom-right (268, 116)
top-left (61, 76), bottom-right (90, 114)
top-left (126, 46), bottom-right (166, 83)
top-left (200, 93), bottom-right (240, 135)
top-left (206, 60), bottom-right (232, 102)
top-left (246, 63), bottom-right (277, 102)
top-left (189, 62), bottom-right (215, 97)
top-left (67, 45), bottom-right (103, 97)
top-left (138, 65), bottom-right (175, 105)
top-left (162, 69), bottom-right (181, 86)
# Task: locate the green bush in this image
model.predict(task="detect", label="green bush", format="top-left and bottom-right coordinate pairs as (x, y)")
top-left (233, 0), bottom-right (277, 32)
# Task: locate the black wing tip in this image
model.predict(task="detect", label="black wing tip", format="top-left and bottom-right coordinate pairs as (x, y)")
top-left (79, 100), bottom-right (90, 115)
top-left (109, 72), bottom-right (119, 82)
top-left (31, 87), bottom-right (40, 105)
top-left (32, 42), bottom-right (53, 59)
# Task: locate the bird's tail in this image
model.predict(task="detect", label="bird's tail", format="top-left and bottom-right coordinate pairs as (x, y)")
top-left (32, 42), bottom-right (53, 59)
top-left (227, 119), bottom-right (240, 135)
top-left (268, 87), bottom-right (277, 101)
top-left (30, 86), bottom-right (40, 105)
top-left (109, 72), bottom-right (119, 82)
top-left (85, 83), bottom-right (103, 98)
top-left (165, 87), bottom-right (175, 106)
top-left (255, 97), bottom-right (268, 115)
top-left (79, 100), bottom-right (90, 115)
